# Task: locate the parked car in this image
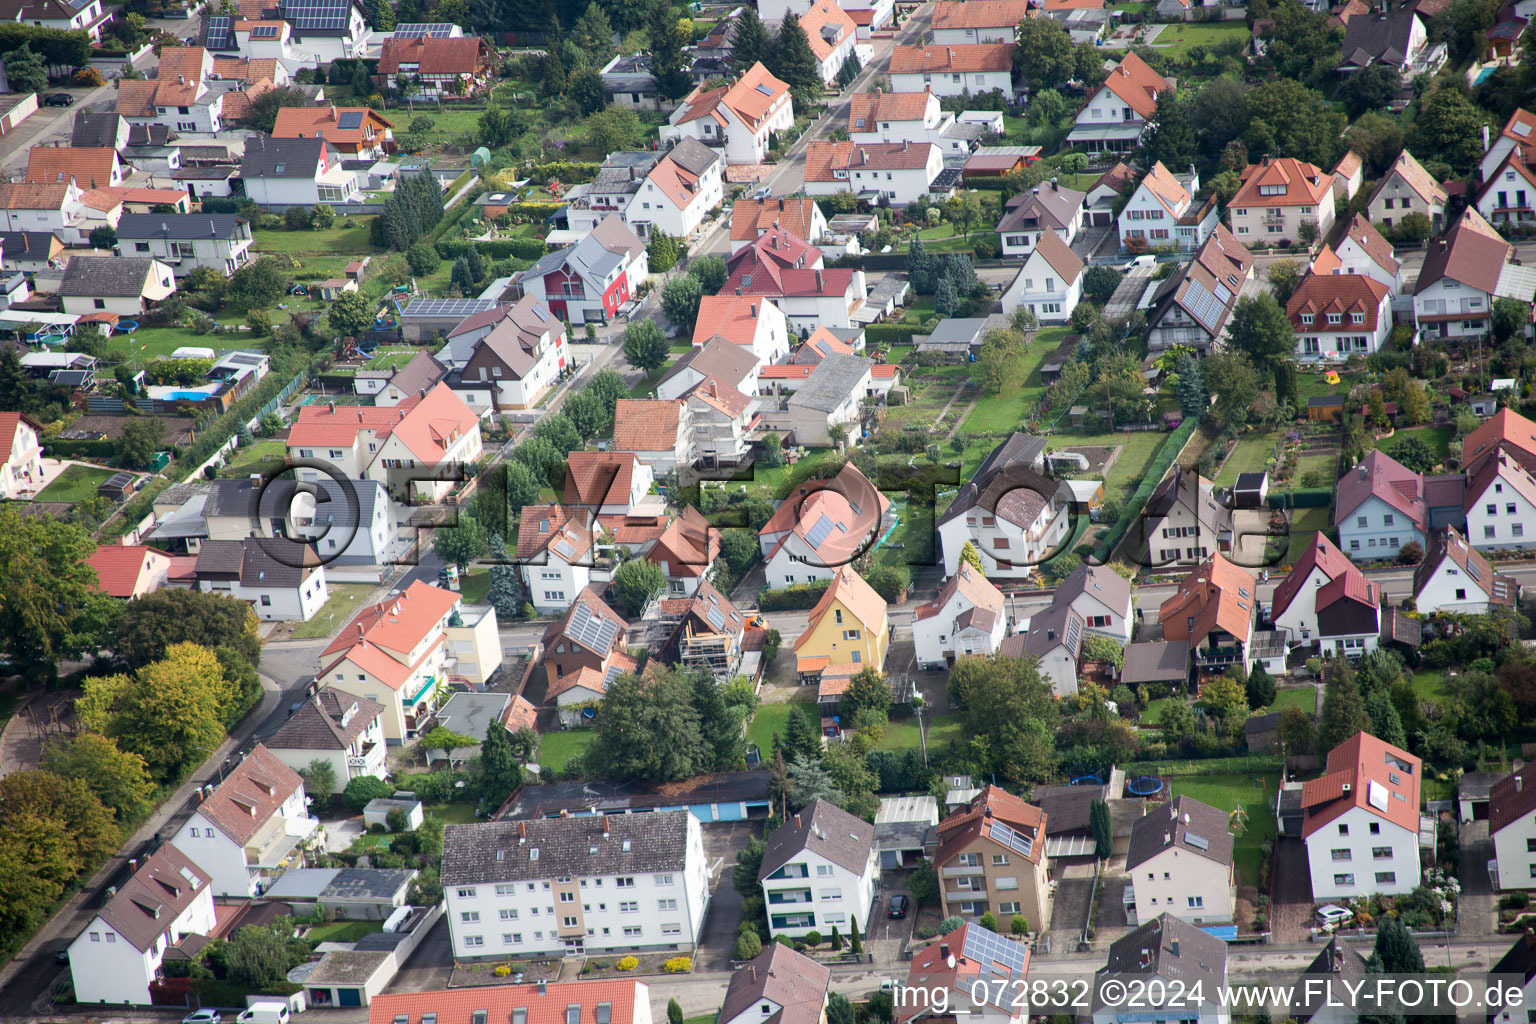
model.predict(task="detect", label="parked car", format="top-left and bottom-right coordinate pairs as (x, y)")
top-left (888, 894), bottom-right (909, 918)
top-left (44, 93), bottom-right (74, 107)
top-left (753, 185), bottom-right (772, 199)
top-left (1315, 904), bottom-right (1353, 928)
top-left (184, 1010), bottom-right (222, 1024)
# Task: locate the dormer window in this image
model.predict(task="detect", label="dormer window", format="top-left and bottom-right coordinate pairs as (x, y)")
top-left (1301, 314), bottom-right (1313, 324)
top-left (1351, 312), bottom-right (1364, 324)
top-left (1259, 184), bottom-right (1285, 196)
top-left (1327, 313), bottom-right (1342, 324)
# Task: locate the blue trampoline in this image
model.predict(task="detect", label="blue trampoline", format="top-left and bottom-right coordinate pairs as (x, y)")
top-left (1126, 776), bottom-right (1164, 797)
top-left (1071, 775), bottom-right (1103, 786)
top-left (118, 320), bottom-right (139, 333)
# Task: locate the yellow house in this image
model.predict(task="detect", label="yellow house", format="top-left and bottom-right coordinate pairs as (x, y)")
top-left (794, 565), bottom-right (890, 692)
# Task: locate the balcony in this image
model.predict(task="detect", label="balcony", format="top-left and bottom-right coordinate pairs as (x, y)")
top-left (347, 742), bottom-right (380, 769)
top-left (942, 865), bottom-right (985, 877)
top-left (945, 888), bottom-right (987, 900)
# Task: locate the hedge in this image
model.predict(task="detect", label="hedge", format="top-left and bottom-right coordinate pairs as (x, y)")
top-left (104, 476), bottom-right (171, 540)
top-left (866, 323), bottom-right (919, 346)
top-left (437, 237), bottom-right (548, 261)
top-left (759, 579), bottom-right (832, 611)
top-left (41, 437), bottom-right (118, 460)
top-left (170, 350), bottom-right (315, 482)
top-left (528, 160), bottom-right (602, 185)
top-left (1091, 419), bottom-right (1197, 564)
top-left (1267, 487), bottom-right (1332, 508)
top-left (962, 176), bottom-right (1019, 192)
top-left (503, 201), bottom-right (563, 220)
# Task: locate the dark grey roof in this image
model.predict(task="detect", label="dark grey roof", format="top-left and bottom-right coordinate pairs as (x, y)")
top-left (204, 475), bottom-right (383, 531)
top-left (1099, 915), bottom-right (1227, 1001)
top-left (323, 867), bottom-right (415, 901)
top-left (432, 691), bottom-right (512, 747)
top-left (498, 771), bottom-right (773, 818)
top-left (668, 135), bottom-right (721, 176)
top-left (59, 256), bottom-right (163, 298)
top-left (1120, 641), bottom-right (1190, 683)
top-left (71, 110), bottom-right (124, 148)
top-left (1492, 930), bottom-right (1536, 988)
top-left (1235, 472), bottom-right (1266, 494)
top-left (590, 150), bottom-right (661, 194)
top-left (787, 352), bottom-right (874, 413)
top-left (241, 136), bottom-right (328, 178)
top-left (388, 350), bottom-right (446, 395)
top-left (126, 123), bottom-right (173, 147)
top-left (1125, 795), bottom-right (1234, 871)
top-left (194, 537), bottom-right (318, 585)
top-left (1296, 938), bottom-right (1371, 1022)
top-left (1029, 783), bottom-right (1103, 835)
top-left (116, 213), bottom-right (248, 241)
top-left (1052, 563), bottom-right (1131, 617)
top-left (1244, 711), bottom-right (1281, 735)
top-left (657, 335), bottom-right (758, 393)
top-left (1000, 601), bottom-right (1084, 661)
top-left (759, 798), bottom-right (874, 879)
top-left (938, 431), bottom-right (1050, 526)
top-left (1341, 8), bottom-right (1420, 66)
top-left (720, 945), bottom-right (831, 1024)
top-left (266, 691), bottom-right (384, 751)
top-left (0, 230), bottom-right (60, 259)
top-left (97, 842), bottom-right (210, 952)
top-left (441, 809), bottom-right (693, 885)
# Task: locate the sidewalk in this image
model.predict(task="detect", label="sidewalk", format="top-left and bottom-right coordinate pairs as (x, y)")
top-left (0, 672), bottom-right (285, 1008)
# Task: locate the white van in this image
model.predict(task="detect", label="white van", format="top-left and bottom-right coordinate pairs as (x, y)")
top-left (238, 1003), bottom-right (291, 1024)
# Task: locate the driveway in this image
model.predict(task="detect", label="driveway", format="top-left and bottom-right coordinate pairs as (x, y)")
top-left (1270, 837), bottom-right (1315, 943)
top-left (1043, 860), bottom-right (1098, 956)
top-left (693, 820), bottom-right (759, 969)
top-left (1458, 818), bottom-right (1497, 937)
top-left (385, 916), bottom-right (453, 993)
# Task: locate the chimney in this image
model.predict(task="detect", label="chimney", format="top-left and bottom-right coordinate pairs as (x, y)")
top-left (816, 269), bottom-right (824, 290)
top-left (518, 822), bottom-right (527, 843)
top-left (750, 302), bottom-right (757, 316)
top-left (1519, 775), bottom-right (1525, 793)
top-left (602, 815), bottom-right (611, 836)
top-left (538, 980), bottom-right (548, 996)
top-left (939, 943), bottom-right (951, 960)
top-left (328, 401), bottom-right (336, 413)
top-left (1484, 123), bottom-right (1493, 153)
top-left (1051, 177), bottom-right (1058, 189)
top-left (1139, 949), bottom-right (1151, 968)
top-left (794, 813), bottom-right (802, 829)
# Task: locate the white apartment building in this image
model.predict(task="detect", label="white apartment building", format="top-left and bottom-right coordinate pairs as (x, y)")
top-left (912, 562), bottom-right (1009, 669)
top-left (759, 799), bottom-right (878, 939)
top-left (1124, 797), bottom-right (1235, 927)
top-left (1464, 450), bottom-right (1536, 552)
top-left (68, 843), bottom-right (217, 1005)
top-left (113, 212), bottom-right (253, 277)
top-left (168, 745), bottom-right (318, 898)
top-left (441, 810), bottom-right (710, 957)
top-left (1301, 732), bottom-right (1422, 901)
top-left (1489, 763), bottom-right (1536, 891)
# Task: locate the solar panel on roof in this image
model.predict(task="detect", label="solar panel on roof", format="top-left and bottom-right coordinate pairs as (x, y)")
top-left (570, 602), bottom-right (618, 652)
top-left (987, 819), bottom-right (1035, 860)
top-left (554, 539), bottom-right (576, 559)
top-left (961, 920), bottom-right (1029, 975)
top-left (251, 23), bottom-right (281, 36)
top-left (403, 298), bottom-right (495, 317)
top-left (281, 0), bottom-right (349, 31)
top-left (205, 14), bottom-right (233, 47)
top-left (395, 21), bottom-right (454, 35)
top-left (805, 514), bottom-right (835, 548)
top-left (1063, 615), bottom-right (1081, 651)
top-left (337, 111), bottom-right (365, 130)
top-left (706, 606), bottom-right (726, 630)
top-left (1186, 832), bottom-right (1209, 851)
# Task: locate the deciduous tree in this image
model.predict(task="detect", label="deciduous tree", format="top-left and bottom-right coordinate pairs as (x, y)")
top-left (41, 733), bottom-right (154, 820)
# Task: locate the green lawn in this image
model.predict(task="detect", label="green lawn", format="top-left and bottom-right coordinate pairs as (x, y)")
top-left (425, 801), bottom-right (479, 824)
top-left (366, 346), bottom-right (424, 371)
top-left (112, 325), bottom-right (261, 362)
top-left (218, 438), bottom-right (288, 478)
top-left (36, 463), bottom-right (116, 502)
top-left (1296, 454), bottom-right (1338, 488)
top-left (253, 218), bottom-right (379, 257)
top-left (305, 919), bottom-right (385, 944)
top-left (1045, 431), bottom-right (1167, 507)
top-left (1162, 772), bottom-right (1280, 887)
top-left (876, 712), bottom-right (964, 751)
top-left (711, 449), bottom-right (845, 502)
top-left (746, 700), bottom-right (807, 754)
top-left (290, 584), bottom-right (376, 639)
top-left (1143, 696), bottom-right (1182, 725)
top-left (1386, 426), bottom-right (1453, 466)
top-left (1268, 686), bottom-right (1317, 716)
top-left (1411, 669), bottom-right (1450, 702)
top-left (538, 728), bottom-right (595, 773)
top-left (1215, 437), bottom-right (1279, 486)
top-left (960, 327), bottom-right (1070, 436)
top-left (1148, 20), bottom-right (1251, 56)
top-left (458, 569), bottom-right (490, 604)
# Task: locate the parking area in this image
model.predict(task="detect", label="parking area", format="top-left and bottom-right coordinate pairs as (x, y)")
top-left (693, 819), bottom-right (761, 969)
top-left (1269, 837), bottom-right (1316, 942)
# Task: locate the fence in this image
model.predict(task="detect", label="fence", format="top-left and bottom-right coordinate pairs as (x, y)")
top-left (1090, 418), bottom-right (1197, 563)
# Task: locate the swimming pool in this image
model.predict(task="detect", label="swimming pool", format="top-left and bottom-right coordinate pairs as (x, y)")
top-left (165, 391), bottom-right (214, 400)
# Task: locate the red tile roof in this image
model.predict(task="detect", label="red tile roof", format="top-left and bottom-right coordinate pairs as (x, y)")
top-left (931, 0), bottom-right (1033, 29)
top-left (889, 43), bottom-right (1014, 74)
top-left (1285, 272), bottom-right (1390, 332)
top-left (613, 398), bottom-right (685, 452)
top-left (1462, 406), bottom-right (1536, 475)
top-left (1333, 213), bottom-right (1401, 276)
top-left (1271, 532), bottom-right (1358, 620)
top-left (1377, 149), bottom-right (1448, 206)
top-left (196, 744), bottom-right (304, 845)
top-left (272, 105), bottom-right (394, 146)
top-left (369, 982), bottom-right (648, 1024)
top-left (897, 923), bottom-right (1031, 1023)
top-left (0, 411), bottom-right (40, 459)
top-left (693, 294), bottom-right (776, 348)
top-left (798, 0), bottom-right (856, 61)
top-left (1095, 52), bottom-right (1169, 120)
top-left (1301, 731), bottom-right (1421, 839)
top-left (1231, 157), bottom-right (1335, 209)
top-left (320, 581), bottom-right (459, 690)
top-left (1333, 448), bottom-right (1427, 530)
top-left (514, 504), bottom-right (596, 564)
top-left (87, 544), bottom-right (168, 598)
top-left (730, 197), bottom-right (821, 242)
top-left (796, 564), bottom-right (889, 646)
top-left (377, 36), bottom-right (489, 75)
top-left (1489, 760), bottom-right (1536, 835)
top-left (25, 147), bottom-right (117, 188)
top-left (804, 140), bottom-right (937, 182)
top-left (386, 382), bottom-right (478, 464)
top-left (288, 401), bottom-right (410, 447)
top-left (849, 89), bottom-right (934, 130)
top-left (1157, 553), bottom-right (1256, 647)
top-left (1416, 209), bottom-right (1511, 296)
top-left (563, 452), bottom-right (643, 507)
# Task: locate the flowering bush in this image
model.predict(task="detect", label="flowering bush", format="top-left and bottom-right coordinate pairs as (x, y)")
top-left (494, 965), bottom-right (512, 978)
top-left (617, 957), bottom-right (639, 972)
top-left (663, 957), bottom-right (692, 974)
